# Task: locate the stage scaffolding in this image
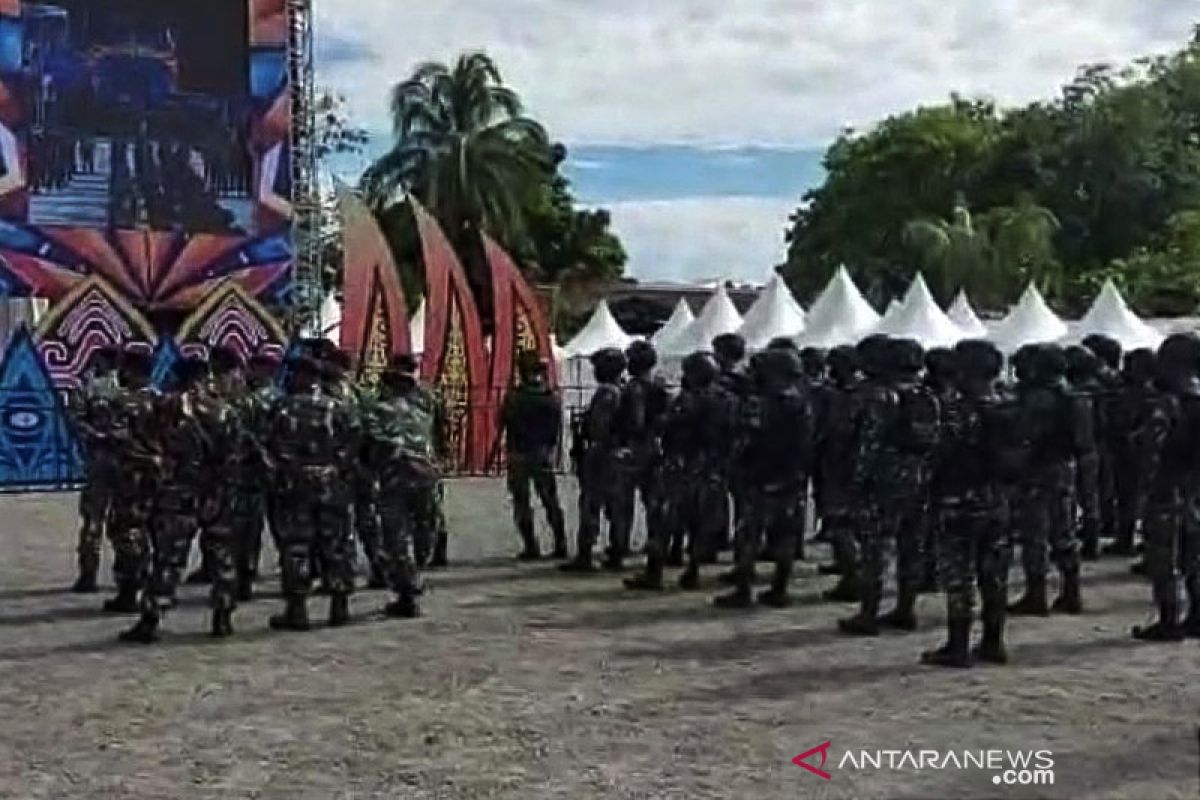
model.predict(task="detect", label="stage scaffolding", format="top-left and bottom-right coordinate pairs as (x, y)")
top-left (287, 0), bottom-right (321, 331)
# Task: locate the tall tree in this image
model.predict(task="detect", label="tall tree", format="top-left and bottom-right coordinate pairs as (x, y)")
top-left (360, 52), bottom-right (551, 253)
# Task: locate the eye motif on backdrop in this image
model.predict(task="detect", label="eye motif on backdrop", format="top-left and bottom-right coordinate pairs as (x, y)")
top-left (0, 326), bottom-right (80, 487)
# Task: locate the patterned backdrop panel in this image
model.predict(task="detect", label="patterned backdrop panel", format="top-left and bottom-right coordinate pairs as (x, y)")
top-left (0, 325), bottom-right (80, 488)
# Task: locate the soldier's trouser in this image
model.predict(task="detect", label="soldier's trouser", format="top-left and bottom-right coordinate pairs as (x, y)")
top-left (1144, 485), bottom-right (1200, 609)
top-left (856, 499), bottom-right (924, 609)
top-left (202, 510), bottom-right (240, 612)
top-left (941, 506), bottom-right (1010, 621)
top-left (1076, 452), bottom-right (1102, 552)
top-left (622, 466), bottom-right (664, 554)
top-left (378, 490), bottom-right (419, 599)
top-left (276, 495), bottom-right (355, 598)
top-left (231, 488), bottom-right (266, 583)
top-left (1115, 469), bottom-right (1145, 552)
top-left (1017, 482), bottom-right (1081, 581)
top-left (77, 475), bottom-right (111, 574)
top-left (734, 490), bottom-right (801, 589)
top-left (107, 490), bottom-right (153, 589)
top-left (354, 480), bottom-right (382, 570)
top-left (144, 509), bottom-right (198, 614)
top-left (825, 511), bottom-right (858, 573)
top-left (577, 471), bottom-right (631, 560)
top-left (507, 458), bottom-right (566, 546)
top-left (680, 475), bottom-right (729, 568)
top-left (1098, 449), bottom-right (1118, 539)
top-left (406, 484), bottom-right (445, 566)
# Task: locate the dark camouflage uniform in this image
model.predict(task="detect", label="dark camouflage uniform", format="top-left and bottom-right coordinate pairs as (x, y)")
top-left (571, 382), bottom-right (630, 567)
top-left (68, 372), bottom-right (121, 585)
top-left (106, 384), bottom-right (165, 600)
top-left (230, 383), bottom-right (279, 592)
top-left (614, 371), bottom-right (670, 563)
top-left (501, 379), bottom-right (567, 557)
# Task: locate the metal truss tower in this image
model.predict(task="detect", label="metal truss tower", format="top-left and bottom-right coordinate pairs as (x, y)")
top-left (287, 0), bottom-right (322, 330)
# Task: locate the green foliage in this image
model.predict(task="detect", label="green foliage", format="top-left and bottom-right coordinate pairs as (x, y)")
top-left (359, 52), bottom-right (625, 301)
top-left (781, 30), bottom-right (1200, 315)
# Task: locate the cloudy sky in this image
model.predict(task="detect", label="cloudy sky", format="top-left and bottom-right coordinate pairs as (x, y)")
top-left (315, 0), bottom-right (1195, 283)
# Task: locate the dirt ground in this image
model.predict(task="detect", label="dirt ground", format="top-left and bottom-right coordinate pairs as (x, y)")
top-left (0, 479), bottom-right (1197, 800)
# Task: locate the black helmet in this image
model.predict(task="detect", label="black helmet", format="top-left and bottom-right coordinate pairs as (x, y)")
top-left (954, 339), bottom-right (1002, 381)
top-left (590, 347), bottom-right (627, 383)
top-left (827, 344), bottom-right (859, 383)
top-left (712, 333), bottom-right (746, 365)
top-left (209, 346), bottom-right (244, 375)
top-left (120, 347), bottom-right (155, 381)
top-left (625, 340), bottom-right (658, 374)
top-left (888, 338), bottom-right (925, 377)
top-left (856, 334), bottom-right (890, 378)
top-left (1124, 348), bottom-right (1157, 383)
top-left (761, 348), bottom-right (804, 384)
top-left (924, 347), bottom-right (958, 381)
top-left (1081, 334), bottom-right (1122, 371)
top-left (767, 336), bottom-right (799, 352)
top-left (799, 346), bottom-right (827, 379)
top-left (1065, 345), bottom-right (1100, 383)
top-left (1036, 344), bottom-right (1069, 383)
top-left (681, 351), bottom-right (719, 388)
top-left (1158, 333), bottom-right (1200, 373)
top-left (174, 356), bottom-right (211, 389)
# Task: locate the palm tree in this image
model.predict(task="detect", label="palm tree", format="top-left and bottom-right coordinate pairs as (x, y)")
top-left (981, 192), bottom-right (1062, 297)
top-left (902, 193), bottom-right (991, 303)
top-left (361, 52), bottom-right (551, 251)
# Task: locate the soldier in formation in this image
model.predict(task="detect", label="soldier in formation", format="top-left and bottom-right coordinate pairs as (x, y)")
top-left (65, 340), bottom-right (437, 641)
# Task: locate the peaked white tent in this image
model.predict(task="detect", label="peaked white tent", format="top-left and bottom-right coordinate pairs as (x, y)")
top-left (874, 274), bottom-right (964, 348)
top-left (410, 299), bottom-right (426, 354)
top-left (737, 275), bottom-right (806, 350)
top-left (797, 265), bottom-right (881, 348)
top-left (947, 290), bottom-right (987, 338)
top-left (563, 299), bottom-right (635, 357)
top-left (990, 283), bottom-right (1068, 353)
top-left (651, 299), bottom-right (695, 353)
top-left (879, 299), bottom-right (903, 327)
top-left (1074, 279), bottom-right (1164, 351)
top-left (664, 284), bottom-right (743, 356)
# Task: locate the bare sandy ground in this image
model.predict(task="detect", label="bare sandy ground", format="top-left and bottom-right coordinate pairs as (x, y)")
top-left (0, 479), bottom-right (1197, 800)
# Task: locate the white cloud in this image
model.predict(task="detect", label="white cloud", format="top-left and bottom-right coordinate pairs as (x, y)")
top-left (317, 0), bottom-right (1194, 147)
top-left (602, 196), bottom-right (794, 282)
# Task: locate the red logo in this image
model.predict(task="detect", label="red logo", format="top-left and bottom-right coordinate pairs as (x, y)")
top-left (792, 741), bottom-right (833, 780)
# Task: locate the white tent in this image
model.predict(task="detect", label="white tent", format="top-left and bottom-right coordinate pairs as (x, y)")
top-left (563, 299), bottom-right (634, 357)
top-left (947, 290), bottom-right (987, 338)
top-left (651, 299), bottom-right (695, 353)
top-left (990, 283), bottom-right (1068, 353)
top-left (879, 299), bottom-right (903, 327)
top-left (664, 284), bottom-right (743, 356)
top-left (410, 299), bottom-right (426, 354)
top-left (1073, 280), bottom-right (1164, 352)
top-left (737, 274), bottom-right (806, 350)
top-left (796, 265), bottom-right (881, 348)
top-left (874, 274), bottom-right (964, 348)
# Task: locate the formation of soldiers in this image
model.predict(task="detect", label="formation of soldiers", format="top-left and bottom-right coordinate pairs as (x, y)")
top-left (68, 340), bottom-right (445, 643)
top-left (66, 326), bottom-right (1200, 664)
top-left (505, 329), bottom-right (1200, 668)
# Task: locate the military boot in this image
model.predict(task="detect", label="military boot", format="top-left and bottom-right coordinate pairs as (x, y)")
top-left (429, 531), bottom-right (449, 569)
top-left (713, 572), bottom-right (754, 608)
top-left (385, 592), bottom-right (421, 619)
top-left (1182, 607), bottom-right (1200, 639)
top-left (1050, 567), bottom-right (1083, 615)
top-left (236, 573), bottom-right (255, 603)
top-left (921, 616), bottom-right (972, 668)
top-left (877, 588), bottom-right (918, 631)
top-left (757, 560), bottom-right (794, 608)
top-left (516, 519), bottom-right (542, 561)
top-left (1007, 578), bottom-right (1049, 617)
top-left (102, 581), bottom-right (139, 613)
top-left (119, 611), bottom-right (161, 644)
top-left (328, 593), bottom-right (351, 627)
top-left (624, 552), bottom-right (665, 591)
top-left (210, 607), bottom-right (234, 638)
top-left (269, 596), bottom-right (311, 632)
top-left (550, 529), bottom-right (569, 561)
top-left (973, 598), bottom-right (1009, 664)
top-left (72, 553), bottom-right (100, 593)
top-left (1132, 602), bottom-right (1184, 642)
top-left (823, 572), bottom-right (860, 602)
top-left (678, 563), bottom-right (701, 591)
top-left (838, 587), bottom-right (880, 636)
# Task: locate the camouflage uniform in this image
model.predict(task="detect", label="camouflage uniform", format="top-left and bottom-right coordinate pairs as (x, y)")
top-left (1112, 352), bottom-right (1157, 558)
top-left (501, 369), bottom-right (567, 559)
top-left (1082, 334), bottom-right (1124, 550)
top-left (266, 362), bottom-right (357, 630)
top-left (613, 345), bottom-right (670, 570)
top-left (1132, 336), bottom-right (1200, 640)
top-left (230, 382), bottom-right (279, 597)
top-left (813, 346), bottom-right (861, 600)
top-left (103, 378), bottom-right (164, 613)
top-left (1066, 346), bottom-right (1104, 560)
top-left (1008, 345), bottom-right (1084, 617)
top-left (563, 349), bottom-right (629, 572)
top-left (67, 368), bottom-right (121, 591)
top-left (715, 349), bottom-right (814, 608)
top-left (922, 341), bottom-right (1012, 667)
top-left (840, 337), bottom-right (939, 636)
